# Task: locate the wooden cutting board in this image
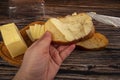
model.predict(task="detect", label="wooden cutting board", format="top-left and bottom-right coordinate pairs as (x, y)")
top-left (0, 21), bottom-right (44, 67)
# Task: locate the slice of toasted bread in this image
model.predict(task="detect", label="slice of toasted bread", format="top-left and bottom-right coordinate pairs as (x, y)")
top-left (76, 33), bottom-right (109, 50)
top-left (44, 13), bottom-right (95, 44)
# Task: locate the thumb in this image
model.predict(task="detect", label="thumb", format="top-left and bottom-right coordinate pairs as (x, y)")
top-left (37, 31), bottom-right (52, 48)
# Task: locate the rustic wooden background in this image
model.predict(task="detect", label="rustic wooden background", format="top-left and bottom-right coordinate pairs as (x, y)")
top-left (0, 0), bottom-right (120, 80)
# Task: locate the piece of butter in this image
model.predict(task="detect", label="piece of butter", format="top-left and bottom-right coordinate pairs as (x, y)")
top-left (0, 23), bottom-right (27, 58)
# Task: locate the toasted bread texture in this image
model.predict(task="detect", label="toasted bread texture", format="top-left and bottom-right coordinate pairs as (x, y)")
top-left (44, 13), bottom-right (95, 44)
top-left (76, 33), bottom-right (109, 50)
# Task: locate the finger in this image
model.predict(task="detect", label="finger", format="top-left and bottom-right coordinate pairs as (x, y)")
top-left (28, 31), bottom-right (52, 50)
top-left (27, 39), bottom-right (39, 50)
top-left (29, 39), bottom-right (39, 47)
top-left (57, 45), bottom-right (69, 52)
top-left (49, 46), bottom-right (62, 66)
top-left (60, 44), bottom-right (76, 61)
top-left (37, 31), bottom-right (52, 48)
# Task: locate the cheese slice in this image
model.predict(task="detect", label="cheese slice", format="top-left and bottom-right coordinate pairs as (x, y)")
top-left (29, 25), bottom-right (36, 40)
top-left (26, 30), bottom-right (34, 41)
top-left (40, 25), bottom-right (45, 37)
top-left (34, 24), bottom-right (41, 39)
top-left (29, 24), bottom-right (45, 41)
top-left (0, 23), bottom-right (27, 58)
top-left (29, 24), bottom-right (41, 40)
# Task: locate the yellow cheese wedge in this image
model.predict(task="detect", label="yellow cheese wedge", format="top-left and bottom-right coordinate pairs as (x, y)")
top-left (0, 23), bottom-right (27, 58)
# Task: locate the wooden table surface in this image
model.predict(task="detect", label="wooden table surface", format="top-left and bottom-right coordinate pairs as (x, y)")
top-left (0, 0), bottom-right (120, 80)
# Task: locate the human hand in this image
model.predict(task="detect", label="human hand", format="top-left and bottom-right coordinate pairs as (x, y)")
top-left (13, 32), bottom-right (76, 80)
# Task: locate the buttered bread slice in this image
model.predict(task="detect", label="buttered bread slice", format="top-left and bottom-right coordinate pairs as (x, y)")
top-left (45, 13), bottom-right (95, 44)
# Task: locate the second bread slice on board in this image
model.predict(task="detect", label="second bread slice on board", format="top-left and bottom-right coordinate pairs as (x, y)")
top-left (76, 33), bottom-right (109, 50)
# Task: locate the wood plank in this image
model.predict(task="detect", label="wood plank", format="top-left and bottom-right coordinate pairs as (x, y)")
top-left (0, 0), bottom-right (9, 15)
top-left (55, 73), bottom-right (120, 80)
